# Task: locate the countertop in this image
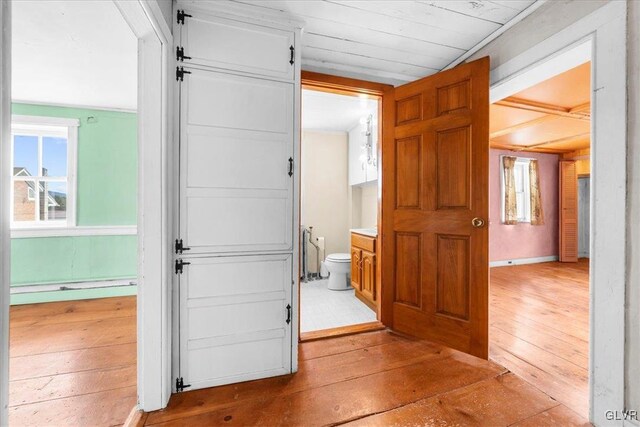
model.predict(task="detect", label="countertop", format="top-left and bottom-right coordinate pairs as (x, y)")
top-left (350, 228), bottom-right (378, 238)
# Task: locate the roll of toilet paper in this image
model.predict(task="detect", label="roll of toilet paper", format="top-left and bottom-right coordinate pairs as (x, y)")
top-left (320, 261), bottom-right (329, 278)
top-left (316, 237), bottom-right (327, 277)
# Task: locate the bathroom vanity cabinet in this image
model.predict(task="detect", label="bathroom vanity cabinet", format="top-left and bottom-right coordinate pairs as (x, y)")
top-left (350, 232), bottom-right (377, 311)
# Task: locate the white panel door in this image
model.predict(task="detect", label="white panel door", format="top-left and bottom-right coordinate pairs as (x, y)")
top-left (180, 68), bottom-right (294, 254)
top-left (179, 254), bottom-right (292, 390)
top-left (179, 11), bottom-right (295, 81)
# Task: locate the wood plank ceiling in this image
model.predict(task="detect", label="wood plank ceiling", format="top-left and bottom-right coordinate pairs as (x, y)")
top-left (490, 62), bottom-right (591, 154)
top-left (205, 0), bottom-right (539, 85)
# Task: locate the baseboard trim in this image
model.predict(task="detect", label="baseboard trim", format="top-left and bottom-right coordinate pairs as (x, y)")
top-left (10, 278), bottom-right (137, 294)
top-left (489, 255), bottom-right (559, 267)
top-left (11, 225), bottom-right (137, 238)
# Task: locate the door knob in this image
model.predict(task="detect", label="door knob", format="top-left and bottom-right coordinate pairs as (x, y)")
top-left (472, 217), bottom-right (485, 228)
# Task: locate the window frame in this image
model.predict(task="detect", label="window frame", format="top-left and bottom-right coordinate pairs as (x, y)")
top-left (10, 115), bottom-right (79, 230)
top-left (500, 155), bottom-right (532, 224)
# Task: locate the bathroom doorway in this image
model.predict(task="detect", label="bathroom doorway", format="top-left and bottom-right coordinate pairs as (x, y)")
top-left (299, 72), bottom-right (389, 341)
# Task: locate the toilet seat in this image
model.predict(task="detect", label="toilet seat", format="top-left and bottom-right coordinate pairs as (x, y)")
top-left (326, 253), bottom-right (350, 262)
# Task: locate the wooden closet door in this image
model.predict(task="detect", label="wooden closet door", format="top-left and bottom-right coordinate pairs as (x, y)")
top-left (381, 57), bottom-right (490, 359)
top-left (559, 160), bottom-right (579, 262)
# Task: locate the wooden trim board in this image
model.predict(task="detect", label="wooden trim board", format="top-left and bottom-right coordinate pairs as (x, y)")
top-left (299, 321), bottom-right (385, 342)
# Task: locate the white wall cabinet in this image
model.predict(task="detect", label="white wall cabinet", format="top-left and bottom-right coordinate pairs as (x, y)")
top-left (174, 5), bottom-right (300, 393)
top-left (348, 125), bottom-right (366, 186)
top-left (348, 118), bottom-right (378, 186)
top-left (179, 10), bottom-right (295, 81)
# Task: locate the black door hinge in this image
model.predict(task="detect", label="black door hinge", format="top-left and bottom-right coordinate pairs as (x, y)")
top-left (177, 10), bottom-right (192, 25)
top-left (176, 377), bottom-right (191, 392)
top-left (176, 66), bottom-right (191, 81)
top-left (175, 239), bottom-right (191, 254)
top-left (289, 45), bottom-right (295, 65)
top-left (176, 46), bottom-right (192, 62)
top-left (175, 259), bottom-right (191, 275)
top-left (286, 304), bottom-right (292, 324)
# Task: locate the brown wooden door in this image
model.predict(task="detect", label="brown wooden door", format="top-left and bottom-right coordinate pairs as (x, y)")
top-left (351, 248), bottom-right (362, 290)
top-left (361, 251), bottom-right (376, 302)
top-left (381, 57), bottom-right (490, 359)
top-left (559, 160), bottom-right (578, 262)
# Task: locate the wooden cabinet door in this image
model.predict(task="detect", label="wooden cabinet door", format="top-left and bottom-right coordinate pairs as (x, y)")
top-left (351, 248), bottom-right (362, 290)
top-left (361, 251), bottom-right (376, 302)
top-left (381, 57), bottom-right (489, 359)
top-left (559, 160), bottom-right (579, 262)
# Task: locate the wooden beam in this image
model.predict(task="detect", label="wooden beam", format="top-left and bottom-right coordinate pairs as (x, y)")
top-left (524, 132), bottom-right (591, 150)
top-left (301, 70), bottom-right (392, 97)
top-left (495, 97), bottom-right (590, 121)
top-left (570, 102), bottom-right (591, 114)
top-left (489, 115), bottom-right (559, 139)
top-left (489, 141), bottom-right (568, 154)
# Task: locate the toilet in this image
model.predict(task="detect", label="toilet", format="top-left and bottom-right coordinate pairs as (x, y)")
top-left (324, 253), bottom-right (352, 291)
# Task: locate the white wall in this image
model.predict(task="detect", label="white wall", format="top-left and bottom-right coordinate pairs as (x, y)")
top-left (469, 0), bottom-right (608, 66)
top-left (354, 182), bottom-right (377, 229)
top-left (155, 0), bottom-right (173, 33)
top-left (301, 131), bottom-right (350, 273)
top-left (626, 0), bottom-right (640, 414)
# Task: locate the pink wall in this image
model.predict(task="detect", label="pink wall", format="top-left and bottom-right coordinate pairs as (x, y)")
top-left (489, 149), bottom-right (559, 262)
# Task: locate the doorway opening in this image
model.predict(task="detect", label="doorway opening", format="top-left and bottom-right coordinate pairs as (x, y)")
top-left (299, 73), bottom-right (388, 341)
top-left (7, 1), bottom-right (139, 425)
top-left (488, 57), bottom-right (591, 417)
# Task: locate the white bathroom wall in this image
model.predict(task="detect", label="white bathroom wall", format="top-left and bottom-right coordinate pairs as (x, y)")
top-left (360, 182), bottom-right (377, 228)
top-left (301, 131), bottom-right (350, 273)
top-left (350, 182), bottom-right (378, 229)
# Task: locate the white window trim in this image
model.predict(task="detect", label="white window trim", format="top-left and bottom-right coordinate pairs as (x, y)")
top-left (10, 114), bottom-right (79, 232)
top-left (500, 155), bottom-right (532, 224)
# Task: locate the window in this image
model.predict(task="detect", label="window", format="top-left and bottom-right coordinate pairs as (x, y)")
top-left (11, 115), bottom-right (79, 229)
top-left (501, 157), bottom-right (531, 223)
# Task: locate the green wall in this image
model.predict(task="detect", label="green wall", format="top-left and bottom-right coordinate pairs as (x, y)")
top-left (11, 104), bottom-right (138, 304)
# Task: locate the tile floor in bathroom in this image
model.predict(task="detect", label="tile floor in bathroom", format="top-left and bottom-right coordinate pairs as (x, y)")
top-left (300, 279), bottom-right (377, 333)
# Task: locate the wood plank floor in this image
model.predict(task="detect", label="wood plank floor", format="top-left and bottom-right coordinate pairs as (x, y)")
top-left (7, 261), bottom-right (589, 426)
top-left (144, 330), bottom-right (588, 426)
top-left (8, 296), bottom-right (137, 426)
top-left (490, 260), bottom-right (590, 419)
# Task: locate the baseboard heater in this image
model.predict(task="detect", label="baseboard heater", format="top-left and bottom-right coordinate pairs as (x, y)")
top-left (489, 256), bottom-right (559, 268)
top-left (10, 279), bottom-right (137, 294)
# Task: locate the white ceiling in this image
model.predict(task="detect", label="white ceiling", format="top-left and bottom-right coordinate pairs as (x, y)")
top-left (206, 0), bottom-right (538, 86)
top-left (302, 89), bottom-right (378, 132)
top-left (12, 1), bottom-right (137, 110)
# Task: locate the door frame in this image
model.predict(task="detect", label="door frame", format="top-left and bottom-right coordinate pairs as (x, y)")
top-left (115, 0), bottom-right (173, 412)
top-left (298, 71), bottom-right (392, 341)
top-left (0, 1), bottom-right (174, 421)
top-left (485, 2), bottom-right (626, 424)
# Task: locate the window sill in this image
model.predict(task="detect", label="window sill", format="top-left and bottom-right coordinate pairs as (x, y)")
top-left (11, 226), bottom-right (137, 238)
